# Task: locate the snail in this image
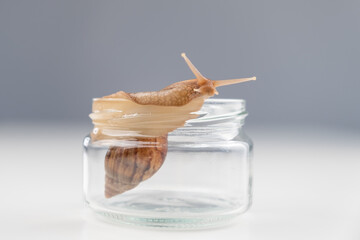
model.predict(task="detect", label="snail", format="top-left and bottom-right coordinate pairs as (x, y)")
top-left (90, 53), bottom-right (255, 198)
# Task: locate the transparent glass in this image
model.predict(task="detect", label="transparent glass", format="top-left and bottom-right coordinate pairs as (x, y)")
top-left (83, 99), bottom-right (253, 229)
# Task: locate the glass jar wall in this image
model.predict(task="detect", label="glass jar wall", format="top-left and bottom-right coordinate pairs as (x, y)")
top-left (83, 99), bottom-right (253, 229)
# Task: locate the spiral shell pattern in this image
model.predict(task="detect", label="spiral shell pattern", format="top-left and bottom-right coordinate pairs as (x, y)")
top-left (104, 135), bottom-right (168, 198)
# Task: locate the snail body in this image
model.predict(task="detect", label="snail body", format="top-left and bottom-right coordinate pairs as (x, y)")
top-left (90, 53), bottom-right (255, 198)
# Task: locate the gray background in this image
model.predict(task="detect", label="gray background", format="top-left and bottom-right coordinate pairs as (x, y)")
top-left (1, 2), bottom-right (360, 238)
top-left (1, 0), bottom-right (359, 130)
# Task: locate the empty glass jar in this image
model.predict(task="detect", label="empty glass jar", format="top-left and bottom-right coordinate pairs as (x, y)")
top-left (83, 99), bottom-right (253, 229)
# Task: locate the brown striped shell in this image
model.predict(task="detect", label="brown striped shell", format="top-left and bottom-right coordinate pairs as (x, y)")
top-left (94, 53), bottom-right (255, 198)
top-left (104, 136), bottom-right (167, 198)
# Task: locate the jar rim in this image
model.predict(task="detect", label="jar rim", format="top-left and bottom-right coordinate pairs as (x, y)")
top-left (90, 98), bottom-right (247, 140)
top-left (91, 97), bottom-right (247, 122)
top-left (170, 98), bottom-right (247, 140)
top-left (188, 98), bottom-right (247, 123)
top-left (91, 97), bottom-right (246, 122)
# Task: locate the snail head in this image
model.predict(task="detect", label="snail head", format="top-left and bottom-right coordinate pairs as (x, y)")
top-left (181, 53), bottom-right (256, 98)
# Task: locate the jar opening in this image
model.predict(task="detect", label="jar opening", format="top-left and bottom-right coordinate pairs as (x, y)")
top-left (189, 98), bottom-right (246, 123)
top-left (170, 99), bottom-right (247, 141)
top-left (90, 98), bottom-right (247, 141)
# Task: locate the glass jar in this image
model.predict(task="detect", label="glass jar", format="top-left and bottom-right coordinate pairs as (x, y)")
top-left (83, 99), bottom-right (253, 229)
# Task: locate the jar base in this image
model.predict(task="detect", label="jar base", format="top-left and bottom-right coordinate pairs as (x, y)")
top-left (85, 190), bottom-right (250, 229)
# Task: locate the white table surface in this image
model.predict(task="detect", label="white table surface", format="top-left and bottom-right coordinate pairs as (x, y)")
top-left (1, 122), bottom-right (359, 240)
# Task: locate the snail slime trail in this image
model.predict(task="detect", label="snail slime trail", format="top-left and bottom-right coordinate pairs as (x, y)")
top-left (90, 53), bottom-right (256, 198)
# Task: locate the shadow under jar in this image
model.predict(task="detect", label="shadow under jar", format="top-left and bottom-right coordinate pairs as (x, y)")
top-left (83, 99), bottom-right (253, 229)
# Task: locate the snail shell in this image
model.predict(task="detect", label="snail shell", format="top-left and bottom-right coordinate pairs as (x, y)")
top-left (104, 135), bottom-right (167, 198)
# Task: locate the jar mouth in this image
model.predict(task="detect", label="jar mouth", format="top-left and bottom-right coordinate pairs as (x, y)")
top-left (91, 98), bottom-right (247, 122)
top-left (90, 98), bottom-right (247, 140)
top-left (170, 98), bottom-right (247, 141)
top-left (189, 98), bottom-right (246, 123)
